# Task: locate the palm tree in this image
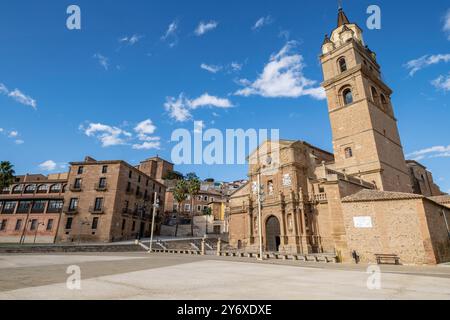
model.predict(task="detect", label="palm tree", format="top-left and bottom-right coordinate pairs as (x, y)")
top-left (172, 180), bottom-right (188, 237)
top-left (186, 173), bottom-right (201, 236)
top-left (0, 161), bottom-right (15, 191)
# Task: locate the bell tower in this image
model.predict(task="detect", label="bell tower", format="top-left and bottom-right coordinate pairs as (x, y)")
top-left (320, 8), bottom-right (412, 193)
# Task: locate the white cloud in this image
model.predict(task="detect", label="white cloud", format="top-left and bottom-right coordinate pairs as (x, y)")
top-left (165, 93), bottom-right (233, 122)
top-left (444, 9), bottom-right (450, 40)
top-left (404, 54), bottom-right (450, 76)
top-left (230, 62), bottom-right (243, 72)
top-left (407, 145), bottom-right (450, 161)
top-left (235, 41), bottom-right (325, 100)
top-left (39, 160), bottom-right (57, 171)
top-left (82, 123), bottom-right (131, 147)
top-left (195, 21), bottom-right (218, 36)
top-left (14, 139), bottom-right (24, 145)
top-left (432, 74), bottom-right (450, 91)
top-left (0, 83), bottom-right (37, 109)
top-left (81, 120), bottom-right (161, 150)
top-left (252, 16), bottom-right (273, 31)
top-left (93, 53), bottom-right (109, 70)
top-left (0, 83), bottom-right (8, 94)
top-left (132, 141), bottom-right (161, 150)
top-left (119, 34), bottom-right (144, 45)
top-left (8, 131), bottom-right (18, 138)
top-left (200, 63), bottom-right (222, 74)
top-left (161, 20), bottom-right (179, 47)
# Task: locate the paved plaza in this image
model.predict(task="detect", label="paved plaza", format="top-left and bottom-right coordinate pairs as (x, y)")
top-left (0, 253), bottom-right (449, 300)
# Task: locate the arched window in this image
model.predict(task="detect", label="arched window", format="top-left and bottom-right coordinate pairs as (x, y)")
top-left (49, 184), bottom-right (62, 193)
top-left (37, 184), bottom-right (49, 193)
top-left (345, 147), bottom-right (353, 159)
top-left (12, 185), bottom-right (24, 194)
top-left (371, 86), bottom-right (379, 105)
top-left (24, 185), bottom-right (37, 194)
top-left (338, 58), bottom-right (347, 73)
top-left (343, 88), bottom-right (353, 105)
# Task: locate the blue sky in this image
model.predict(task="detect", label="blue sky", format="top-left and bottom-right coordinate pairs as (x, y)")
top-left (0, 0), bottom-right (449, 192)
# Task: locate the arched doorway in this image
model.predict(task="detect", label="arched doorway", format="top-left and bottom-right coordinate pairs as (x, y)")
top-left (266, 216), bottom-right (281, 252)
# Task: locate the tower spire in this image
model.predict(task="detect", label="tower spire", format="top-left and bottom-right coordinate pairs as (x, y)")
top-left (337, 3), bottom-right (350, 27)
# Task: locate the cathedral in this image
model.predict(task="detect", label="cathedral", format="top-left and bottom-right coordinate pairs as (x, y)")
top-left (227, 8), bottom-right (450, 265)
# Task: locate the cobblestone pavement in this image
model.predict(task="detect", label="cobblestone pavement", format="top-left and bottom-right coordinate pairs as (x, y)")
top-left (0, 253), bottom-right (449, 300)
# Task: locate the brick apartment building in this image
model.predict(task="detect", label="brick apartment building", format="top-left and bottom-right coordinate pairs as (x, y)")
top-left (0, 156), bottom-right (172, 244)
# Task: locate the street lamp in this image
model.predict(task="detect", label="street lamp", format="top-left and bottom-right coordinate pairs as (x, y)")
top-left (33, 221), bottom-right (46, 244)
top-left (149, 192), bottom-right (160, 253)
top-left (257, 169), bottom-right (265, 261)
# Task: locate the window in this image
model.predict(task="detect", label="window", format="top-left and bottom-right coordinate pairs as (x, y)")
top-left (138, 176), bottom-right (141, 183)
top-left (31, 201), bottom-right (46, 213)
top-left (77, 166), bottom-right (84, 175)
top-left (2, 201), bottom-right (16, 214)
top-left (204, 196), bottom-right (208, 201)
top-left (65, 217), bottom-right (73, 230)
top-left (37, 184), bottom-right (49, 193)
top-left (30, 219), bottom-right (38, 231)
top-left (94, 198), bottom-right (103, 211)
top-left (197, 205), bottom-right (201, 212)
top-left (343, 88), bottom-right (353, 105)
top-left (132, 221), bottom-right (136, 231)
top-left (24, 185), bottom-right (36, 194)
top-left (371, 86), bottom-right (379, 104)
top-left (102, 165), bottom-right (108, 174)
top-left (92, 217), bottom-right (99, 230)
top-left (121, 219), bottom-right (126, 231)
top-left (17, 201), bottom-right (31, 214)
top-left (15, 219), bottom-right (22, 231)
top-left (47, 219), bottom-right (54, 231)
top-left (99, 177), bottom-right (107, 188)
top-left (185, 204), bottom-right (191, 211)
top-left (74, 178), bottom-right (82, 189)
top-left (0, 220), bottom-right (7, 231)
top-left (69, 198), bottom-right (78, 210)
top-left (1, 186), bottom-right (11, 194)
top-left (12, 185), bottom-right (24, 194)
top-left (47, 200), bottom-right (63, 213)
top-left (50, 184), bottom-right (62, 193)
top-left (126, 182), bottom-right (131, 192)
top-left (129, 171), bottom-right (132, 179)
top-left (345, 147), bottom-right (353, 159)
top-left (338, 58), bottom-right (347, 73)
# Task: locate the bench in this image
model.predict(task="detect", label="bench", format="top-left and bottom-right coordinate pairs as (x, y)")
top-left (375, 254), bottom-right (400, 265)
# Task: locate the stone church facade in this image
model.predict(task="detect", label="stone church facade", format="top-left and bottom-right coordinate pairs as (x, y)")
top-left (228, 9), bottom-right (450, 265)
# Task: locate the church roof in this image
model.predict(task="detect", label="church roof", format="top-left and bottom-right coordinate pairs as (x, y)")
top-left (429, 195), bottom-right (450, 205)
top-left (337, 8), bottom-right (350, 27)
top-left (342, 189), bottom-right (424, 202)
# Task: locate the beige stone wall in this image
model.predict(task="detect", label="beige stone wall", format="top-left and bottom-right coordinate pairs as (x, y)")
top-left (341, 198), bottom-right (449, 265)
top-left (421, 201), bottom-right (450, 264)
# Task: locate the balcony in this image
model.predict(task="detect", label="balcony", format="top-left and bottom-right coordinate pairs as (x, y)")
top-left (69, 184), bottom-right (82, 192)
top-left (16, 207), bottom-right (31, 214)
top-left (1, 208), bottom-right (15, 214)
top-left (31, 207), bottom-right (45, 214)
top-left (89, 206), bottom-right (106, 214)
top-left (64, 206), bottom-right (79, 215)
top-left (47, 207), bottom-right (63, 214)
top-left (95, 184), bottom-right (108, 192)
top-left (126, 188), bottom-right (135, 195)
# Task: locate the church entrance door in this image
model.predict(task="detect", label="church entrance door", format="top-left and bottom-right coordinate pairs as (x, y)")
top-left (266, 216), bottom-right (281, 252)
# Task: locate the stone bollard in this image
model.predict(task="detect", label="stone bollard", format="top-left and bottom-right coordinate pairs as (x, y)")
top-left (201, 237), bottom-right (206, 256)
top-left (216, 238), bottom-right (222, 256)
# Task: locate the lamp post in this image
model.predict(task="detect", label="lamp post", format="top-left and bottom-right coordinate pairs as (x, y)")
top-left (257, 169), bottom-right (265, 261)
top-left (33, 221), bottom-right (45, 244)
top-left (149, 192), bottom-right (160, 253)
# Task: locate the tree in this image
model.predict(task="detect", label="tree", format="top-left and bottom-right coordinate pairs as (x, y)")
top-left (0, 161), bottom-right (15, 191)
top-left (186, 173), bottom-right (201, 236)
top-left (172, 180), bottom-right (188, 237)
top-left (162, 170), bottom-right (184, 181)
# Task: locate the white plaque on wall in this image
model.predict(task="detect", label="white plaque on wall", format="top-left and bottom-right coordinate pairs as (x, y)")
top-left (353, 216), bottom-right (373, 229)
